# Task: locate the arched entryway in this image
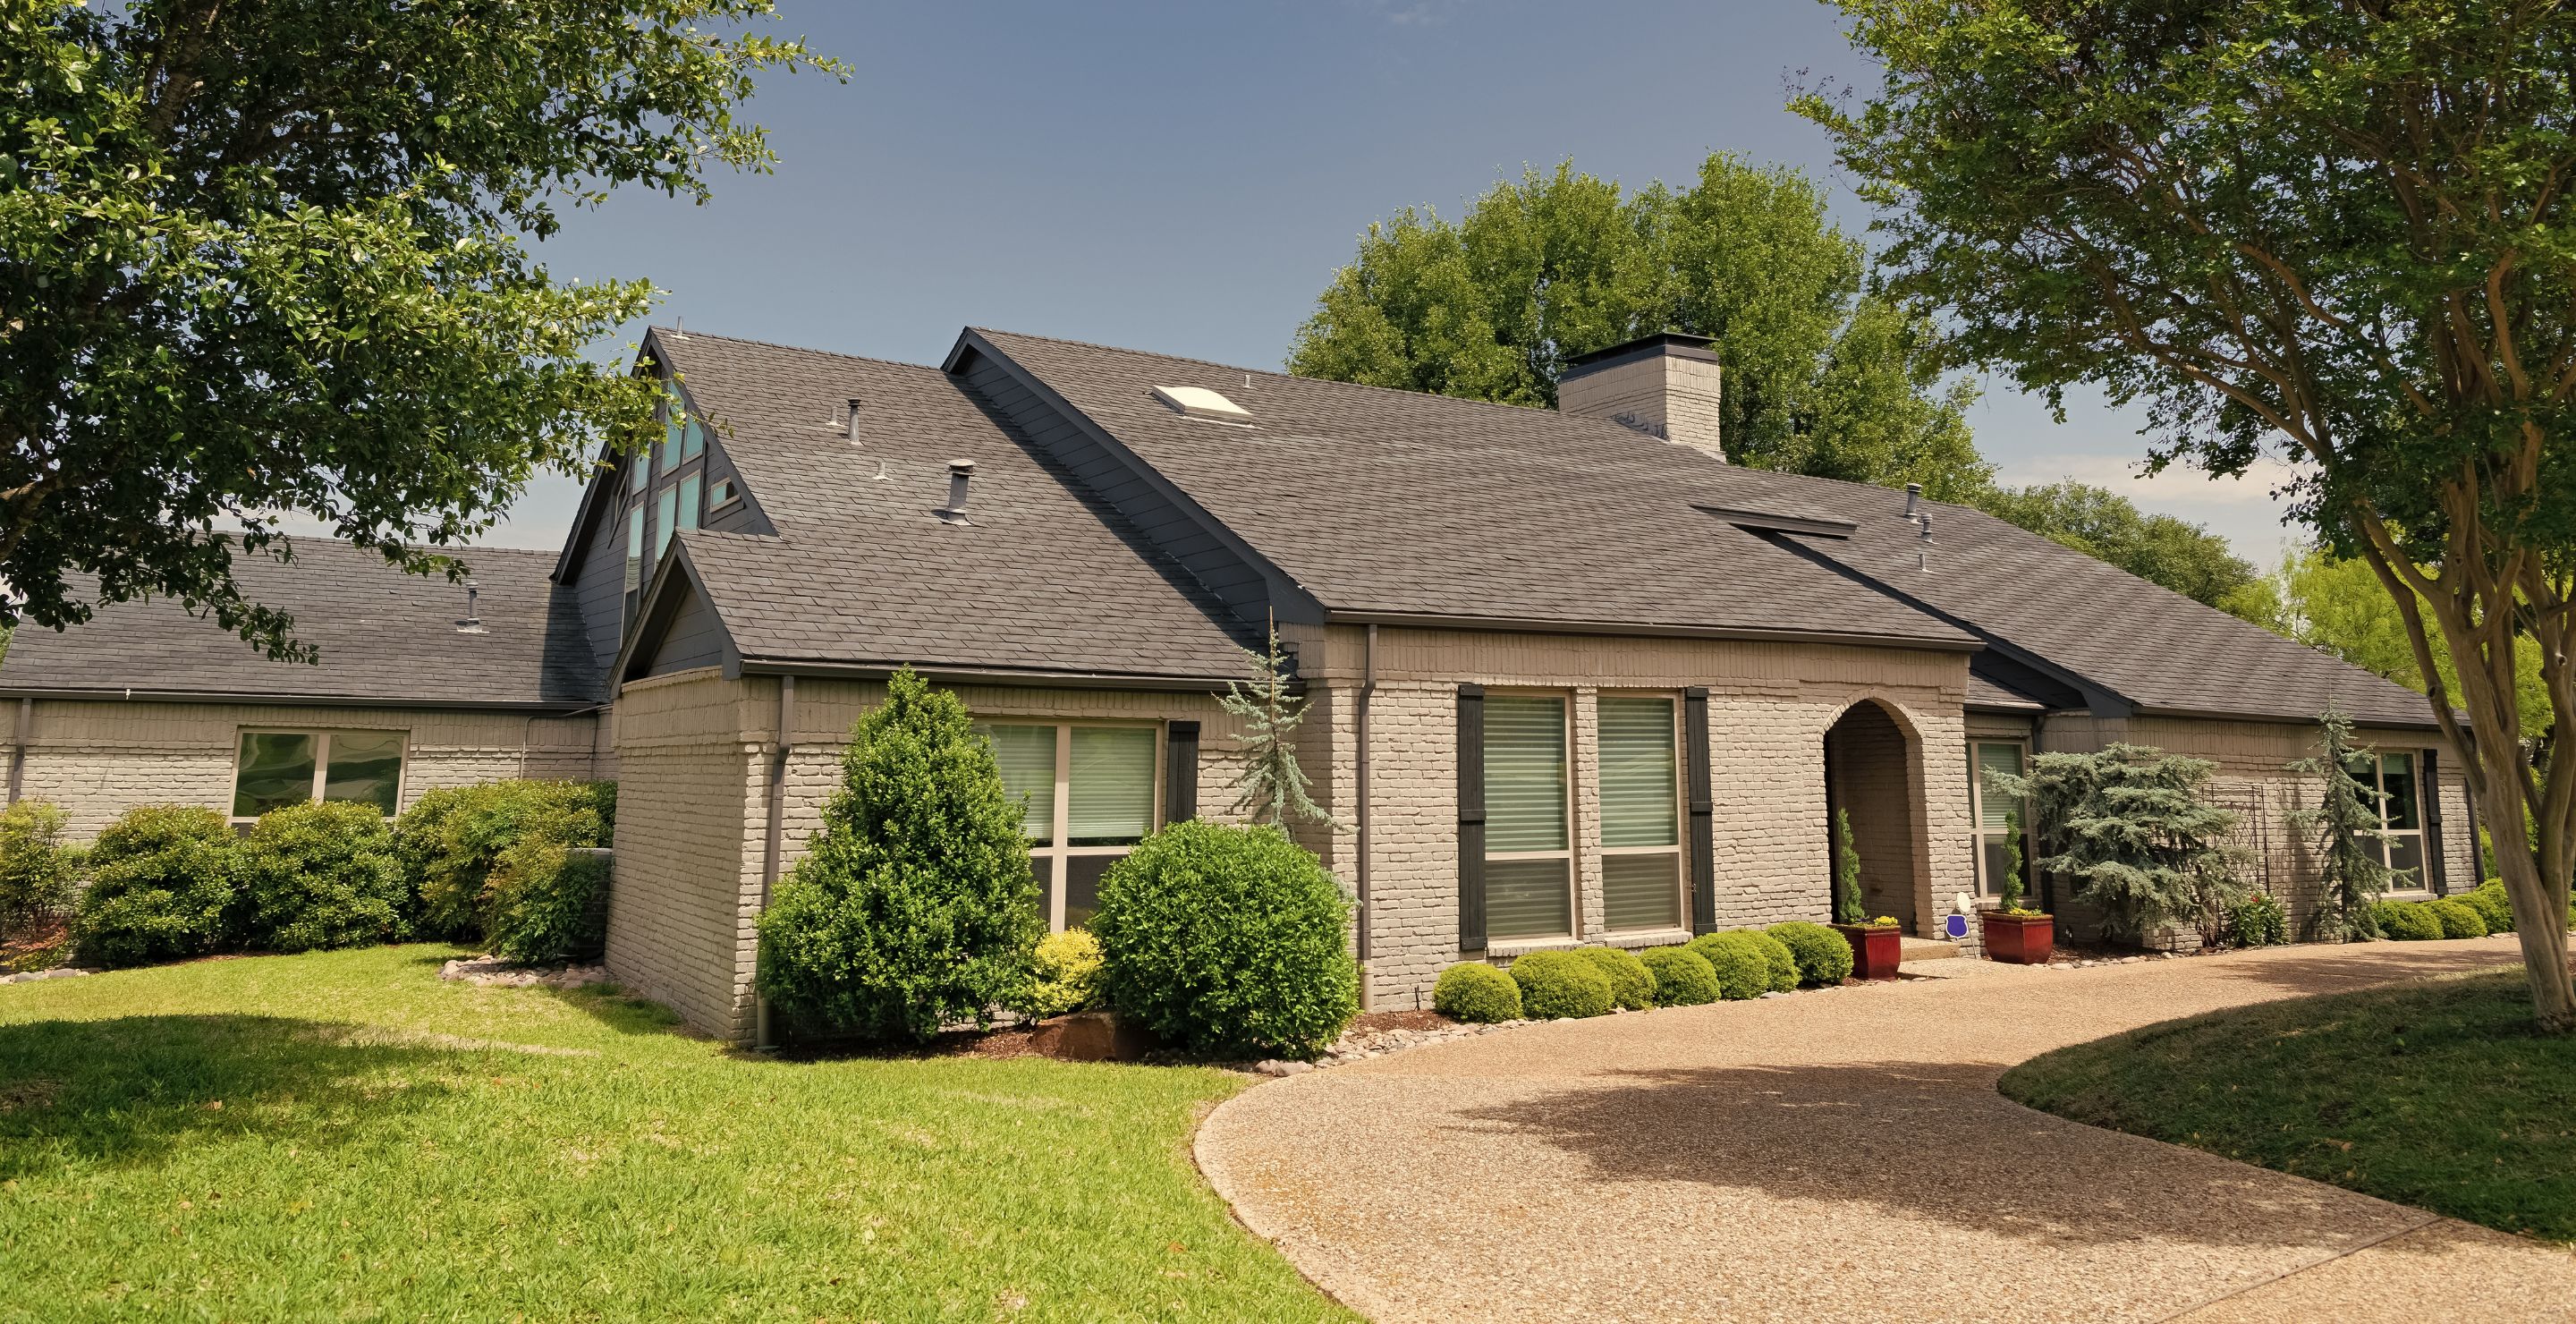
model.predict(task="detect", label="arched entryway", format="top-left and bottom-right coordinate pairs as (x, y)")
top-left (1822, 699), bottom-right (1923, 931)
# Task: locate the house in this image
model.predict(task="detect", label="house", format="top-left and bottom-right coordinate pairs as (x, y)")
top-left (0, 326), bottom-right (2475, 1041)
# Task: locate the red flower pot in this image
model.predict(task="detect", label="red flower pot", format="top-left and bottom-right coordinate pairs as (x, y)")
top-left (1980, 912), bottom-right (2055, 964)
top-left (1833, 923), bottom-right (1903, 980)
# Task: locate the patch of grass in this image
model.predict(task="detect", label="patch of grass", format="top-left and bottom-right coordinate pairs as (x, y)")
top-left (0, 945), bottom-right (1348, 1322)
top-left (2002, 968), bottom-right (2576, 1243)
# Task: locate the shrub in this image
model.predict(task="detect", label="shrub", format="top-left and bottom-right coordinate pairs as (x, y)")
top-left (236, 802), bottom-right (409, 953)
top-left (1433, 962), bottom-right (1522, 1023)
top-left (1093, 820), bottom-right (1358, 1059)
top-left (2226, 893), bottom-right (2288, 948)
top-left (73, 805), bottom-right (241, 967)
top-left (394, 779), bottom-right (615, 940)
top-left (1639, 946), bottom-right (1720, 1007)
top-left (1017, 929), bottom-right (1106, 1019)
top-left (1741, 929), bottom-right (1801, 992)
top-left (1994, 743), bottom-right (2250, 943)
top-left (2423, 897), bottom-right (2487, 940)
top-left (1575, 946), bottom-right (1657, 1011)
top-left (2461, 880), bottom-right (2515, 935)
top-left (1508, 949), bottom-right (1614, 1019)
top-left (757, 668), bottom-right (1043, 1046)
top-left (0, 801), bottom-right (75, 938)
top-left (1687, 931), bottom-right (1772, 1001)
top-left (1765, 921), bottom-right (1855, 985)
top-left (2371, 900), bottom-right (2443, 941)
top-left (481, 839), bottom-right (611, 963)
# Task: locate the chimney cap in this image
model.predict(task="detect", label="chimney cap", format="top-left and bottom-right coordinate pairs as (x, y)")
top-left (1563, 331), bottom-right (1718, 374)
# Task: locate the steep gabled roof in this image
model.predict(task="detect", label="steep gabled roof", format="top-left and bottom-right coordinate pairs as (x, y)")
top-left (0, 540), bottom-right (599, 709)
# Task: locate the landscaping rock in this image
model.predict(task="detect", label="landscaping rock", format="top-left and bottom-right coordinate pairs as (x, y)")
top-left (438, 955), bottom-right (609, 989)
top-left (1, 967), bottom-right (92, 984)
top-left (1251, 1059), bottom-right (1313, 1077)
top-left (1028, 1011), bottom-right (1157, 1063)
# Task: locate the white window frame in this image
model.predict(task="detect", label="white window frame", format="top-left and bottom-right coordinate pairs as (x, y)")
top-left (987, 719), bottom-right (1165, 932)
top-left (1485, 691), bottom-right (1578, 943)
top-left (1968, 740), bottom-right (2035, 898)
top-left (2355, 751), bottom-right (2427, 879)
top-left (1595, 692), bottom-right (1687, 936)
top-left (228, 728), bottom-right (411, 824)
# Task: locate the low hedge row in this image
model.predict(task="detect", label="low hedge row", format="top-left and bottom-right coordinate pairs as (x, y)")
top-left (1436, 924), bottom-right (1856, 1025)
top-left (2371, 881), bottom-right (2576, 942)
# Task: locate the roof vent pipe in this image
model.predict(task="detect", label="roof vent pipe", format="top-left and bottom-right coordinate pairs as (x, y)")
top-left (845, 398), bottom-right (862, 443)
top-left (456, 578), bottom-right (486, 632)
top-left (1916, 514), bottom-right (1934, 573)
top-left (936, 460), bottom-right (976, 525)
top-left (1902, 482), bottom-right (1922, 522)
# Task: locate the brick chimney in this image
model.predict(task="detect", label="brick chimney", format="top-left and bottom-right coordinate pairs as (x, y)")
top-left (1555, 332), bottom-right (1724, 460)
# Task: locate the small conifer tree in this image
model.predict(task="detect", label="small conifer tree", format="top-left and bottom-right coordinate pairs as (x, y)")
top-left (1832, 807), bottom-right (1866, 924)
top-left (756, 667), bottom-right (1043, 1044)
top-left (1997, 828), bottom-right (2028, 913)
top-left (1990, 743), bottom-right (2250, 945)
top-left (1219, 630), bottom-right (1339, 830)
top-left (2286, 707), bottom-right (2405, 940)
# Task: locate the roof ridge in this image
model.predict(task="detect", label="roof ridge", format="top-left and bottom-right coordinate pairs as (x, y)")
top-left (969, 326), bottom-right (1592, 420)
top-left (649, 326), bottom-right (941, 377)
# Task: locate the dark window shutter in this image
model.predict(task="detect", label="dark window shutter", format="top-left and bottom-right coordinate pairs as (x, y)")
top-left (1458, 684), bottom-right (1487, 950)
top-left (2420, 746), bottom-right (2446, 895)
top-left (1683, 687), bottom-right (1716, 934)
top-left (1165, 721), bottom-right (1200, 825)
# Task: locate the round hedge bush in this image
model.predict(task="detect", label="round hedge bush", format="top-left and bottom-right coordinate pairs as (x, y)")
top-left (237, 802), bottom-right (410, 953)
top-left (1740, 929), bottom-right (1800, 993)
top-left (2423, 897), bottom-right (2487, 939)
top-left (1576, 946), bottom-right (1657, 1011)
top-left (1016, 929), bottom-right (1106, 1019)
top-left (1507, 949), bottom-right (1614, 1019)
top-left (1433, 962), bottom-right (1523, 1023)
top-left (1686, 931), bottom-right (1771, 1001)
top-left (2461, 881), bottom-right (2515, 934)
top-left (482, 838), bottom-right (611, 964)
top-left (1640, 946), bottom-right (1719, 1006)
top-left (74, 804), bottom-right (241, 967)
top-left (2372, 899), bottom-right (2444, 941)
top-left (1093, 820), bottom-right (1358, 1059)
top-left (1765, 921), bottom-right (1854, 985)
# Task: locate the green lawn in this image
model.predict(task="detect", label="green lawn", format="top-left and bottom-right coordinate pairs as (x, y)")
top-left (0, 946), bottom-right (1349, 1322)
top-left (2002, 967), bottom-right (2576, 1242)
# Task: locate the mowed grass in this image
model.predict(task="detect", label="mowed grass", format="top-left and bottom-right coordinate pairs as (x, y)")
top-left (0, 946), bottom-right (1349, 1322)
top-left (2002, 966), bottom-right (2576, 1242)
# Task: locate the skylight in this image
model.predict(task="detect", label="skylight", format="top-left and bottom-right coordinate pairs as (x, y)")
top-left (1150, 385), bottom-right (1254, 426)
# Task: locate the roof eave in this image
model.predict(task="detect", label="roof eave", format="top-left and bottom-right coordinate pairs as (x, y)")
top-left (734, 657), bottom-right (1255, 693)
top-left (0, 685), bottom-right (600, 713)
top-left (1320, 608), bottom-right (1983, 654)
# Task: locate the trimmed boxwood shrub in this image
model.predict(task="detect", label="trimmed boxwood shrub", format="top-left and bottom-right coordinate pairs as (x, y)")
top-left (237, 802), bottom-right (409, 953)
top-left (1688, 931), bottom-right (1774, 1001)
top-left (1640, 946), bottom-right (1719, 1006)
top-left (1508, 949), bottom-right (1614, 1019)
top-left (395, 779), bottom-right (616, 940)
top-left (1015, 929), bottom-right (1105, 1019)
top-left (2371, 899), bottom-right (2443, 941)
top-left (2461, 880), bottom-right (2515, 935)
top-left (0, 800), bottom-right (75, 940)
top-left (758, 668), bottom-right (1044, 1046)
top-left (1766, 921), bottom-right (1855, 985)
top-left (481, 838), bottom-right (611, 964)
top-left (2423, 897), bottom-right (2487, 939)
top-left (1433, 961), bottom-right (1522, 1023)
top-left (1740, 929), bottom-right (1800, 993)
top-left (1093, 820), bottom-right (1358, 1059)
top-left (73, 804), bottom-right (241, 967)
top-left (1576, 946), bottom-right (1656, 1011)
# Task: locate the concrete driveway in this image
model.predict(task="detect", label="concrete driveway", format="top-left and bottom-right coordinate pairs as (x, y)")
top-left (1195, 938), bottom-right (2576, 1323)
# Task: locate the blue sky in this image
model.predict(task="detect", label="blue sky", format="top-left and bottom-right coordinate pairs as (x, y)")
top-left (481, 0), bottom-right (2301, 564)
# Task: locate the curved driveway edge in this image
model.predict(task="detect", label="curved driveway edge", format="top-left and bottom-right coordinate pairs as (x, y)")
top-left (1197, 938), bottom-right (2576, 1323)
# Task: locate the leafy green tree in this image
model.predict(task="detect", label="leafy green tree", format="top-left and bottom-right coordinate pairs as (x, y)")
top-left (1, 2), bottom-right (842, 658)
top-left (1972, 482), bottom-right (2269, 615)
top-left (1808, 0), bottom-right (2576, 1029)
top-left (1990, 744), bottom-right (2250, 947)
top-left (1218, 631), bottom-right (1336, 830)
top-left (2264, 548), bottom-right (2555, 746)
top-left (756, 668), bottom-right (1043, 1046)
top-left (2286, 708), bottom-right (2404, 941)
top-left (1289, 156), bottom-right (1991, 499)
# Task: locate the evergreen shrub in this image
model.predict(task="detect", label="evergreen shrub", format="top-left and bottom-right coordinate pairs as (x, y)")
top-left (2423, 897), bottom-right (2487, 939)
top-left (1016, 929), bottom-right (1105, 1019)
top-left (1765, 921), bottom-right (1855, 985)
top-left (2461, 880), bottom-right (2515, 935)
top-left (394, 779), bottom-right (615, 940)
top-left (1507, 950), bottom-right (1614, 1019)
top-left (1575, 946), bottom-right (1657, 1010)
top-left (1687, 931), bottom-right (1772, 1000)
top-left (237, 802), bottom-right (409, 953)
top-left (2226, 893), bottom-right (2288, 947)
top-left (2371, 900), bottom-right (2443, 941)
top-left (73, 805), bottom-right (241, 967)
top-left (1433, 961), bottom-right (1522, 1023)
top-left (482, 838), bottom-right (611, 963)
top-left (1639, 946), bottom-right (1719, 1006)
top-left (0, 801), bottom-right (75, 939)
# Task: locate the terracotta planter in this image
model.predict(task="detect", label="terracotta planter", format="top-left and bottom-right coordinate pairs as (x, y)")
top-left (1981, 911), bottom-right (2055, 964)
top-left (1834, 923), bottom-right (1903, 980)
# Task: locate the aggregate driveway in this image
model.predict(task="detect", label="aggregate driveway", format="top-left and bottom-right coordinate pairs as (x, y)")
top-left (1195, 937), bottom-right (2576, 1323)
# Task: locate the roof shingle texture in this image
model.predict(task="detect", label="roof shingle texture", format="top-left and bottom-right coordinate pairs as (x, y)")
top-left (0, 540), bottom-right (599, 707)
top-left (651, 331), bottom-right (1254, 681)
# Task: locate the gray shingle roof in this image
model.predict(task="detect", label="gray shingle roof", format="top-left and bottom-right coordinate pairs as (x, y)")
top-left (0, 540), bottom-right (599, 708)
top-left (648, 331), bottom-right (1255, 681)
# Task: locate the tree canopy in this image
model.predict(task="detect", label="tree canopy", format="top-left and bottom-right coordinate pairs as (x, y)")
top-left (1288, 155), bottom-right (1991, 500)
top-left (2263, 547), bottom-right (2555, 746)
top-left (1, 1), bottom-right (842, 658)
top-left (1979, 481), bottom-right (2269, 616)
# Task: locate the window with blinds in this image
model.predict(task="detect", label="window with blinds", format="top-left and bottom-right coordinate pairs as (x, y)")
top-left (1484, 695), bottom-right (1572, 940)
top-left (1970, 742), bottom-right (2030, 897)
top-left (977, 721), bottom-right (1159, 930)
top-left (1598, 696), bottom-right (1683, 932)
top-left (2363, 751), bottom-right (2426, 879)
top-left (984, 724), bottom-right (1056, 844)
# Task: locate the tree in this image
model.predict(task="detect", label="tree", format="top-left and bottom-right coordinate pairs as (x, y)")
top-left (1217, 631), bottom-right (1336, 830)
top-left (2286, 708), bottom-right (2404, 941)
top-left (1990, 744), bottom-right (2250, 947)
top-left (2264, 547), bottom-right (2555, 748)
top-left (1832, 807), bottom-right (1865, 924)
top-left (1289, 156), bottom-right (1992, 500)
top-left (1972, 482), bottom-right (2271, 617)
top-left (2, 3), bottom-right (843, 659)
top-left (1809, 1), bottom-right (2576, 1029)
top-left (754, 669), bottom-right (1043, 1045)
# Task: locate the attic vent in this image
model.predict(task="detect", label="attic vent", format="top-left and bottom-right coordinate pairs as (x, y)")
top-left (1150, 385), bottom-right (1253, 426)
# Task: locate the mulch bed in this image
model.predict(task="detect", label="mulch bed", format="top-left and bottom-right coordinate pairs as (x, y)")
top-left (1, 915), bottom-right (73, 974)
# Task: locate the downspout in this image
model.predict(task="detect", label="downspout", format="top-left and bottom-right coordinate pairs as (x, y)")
top-left (754, 674), bottom-right (796, 1048)
top-left (6, 698), bottom-right (28, 805)
top-left (1355, 624), bottom-right (1376, 1009)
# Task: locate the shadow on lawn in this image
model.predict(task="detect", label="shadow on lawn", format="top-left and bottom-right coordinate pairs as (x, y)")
top-left (2199, 938), bottom-right (2525, 997)
top-left (0, 1014), bottom-right (463, 1179)
top-left (1451, 1059), bottom-right (2411, 1254)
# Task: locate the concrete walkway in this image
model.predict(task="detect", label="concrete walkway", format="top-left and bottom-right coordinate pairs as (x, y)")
top-left (1196, 937), bottom-right (2576, 1323)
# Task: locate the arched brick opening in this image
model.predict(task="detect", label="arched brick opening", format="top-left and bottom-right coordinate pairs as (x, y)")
top-left (1823, 699), bottom-right (1922, 930)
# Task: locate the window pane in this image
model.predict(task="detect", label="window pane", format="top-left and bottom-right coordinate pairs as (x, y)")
top-left (233, 733), bottom-right (318, 818)
top-left (2380, 752), bottom-right (2419, 830)
top-left (1064, 853), bottom-right (1119, 929)
top-left (1487, 858), bottom-right (1572, 940)
top-left (1980, 836), bottom-right (2028, 897)
top-left (659, 409), bottom-right (682, 471)
top-left (682, 416), bottom-right (706, 461)
top-left (1975, 743), bottom-right (2026, 831)
top-left (1601, 852), bottom-right (1682, 931)
top-left (982, 725), bottom-right (1057, 844)
top-left (628, 447), bottom-right (650, 494)
top-left (2387, 833), bottom-right (2424, 881)
top-left (1069, 726), bottom-right (1156, 846)
top-left (1030, 856), bottom-right (1055, 928)
top-left (1597, 698), bottom-right (1678, 848)
top-left (321, 731), bottom-right (404, 815)
top-left (677, 472), bottom-right (701, 532)
top-left (654, 486), bottom-right (679, 557)
top-left (1485, 696), bottom-right (1568, 853)
top-left (623, 506), bottom-right (644, 591)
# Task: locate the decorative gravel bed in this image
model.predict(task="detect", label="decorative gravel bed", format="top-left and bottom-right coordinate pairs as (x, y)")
top-left (437, 954), bottom-right (612, 989)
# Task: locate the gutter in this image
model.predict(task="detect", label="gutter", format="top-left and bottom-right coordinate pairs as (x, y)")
top-left (1355, 624), bottom-right (1376, 1008)
top-left (734, 658), bottom-right (1276, 693)
top-left (754, 674), bottom-right (796, 1049)
top-left (0, 686), bottom-right (599, 714)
